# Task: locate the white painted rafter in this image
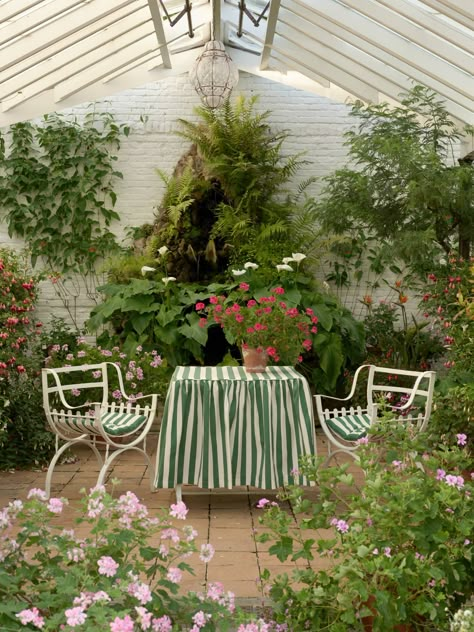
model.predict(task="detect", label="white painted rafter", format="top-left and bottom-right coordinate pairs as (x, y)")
top-left (261, 0), bottom-right (281, 69)
top-left (340, 0), bottom-right (473, 74)
top-left (147, 0), bottom-right (171, 68)
top-left (0, 1), bottom-right (139, 74)
top-left (376, 0), bottom-right (473, 53)
top-left (274, 4), bottom-right (473, 121)
top-left (0, 6), bottom-right (153, 99)
top-left (420, 0), bottom-right (474, 29)
top-left (0, 0), bottom-right (472, 128)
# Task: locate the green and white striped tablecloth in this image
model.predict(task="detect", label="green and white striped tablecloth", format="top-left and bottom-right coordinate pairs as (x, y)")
top-left (154, 365), bottom-right (316, 490)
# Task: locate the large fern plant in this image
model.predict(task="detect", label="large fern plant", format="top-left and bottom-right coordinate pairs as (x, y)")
top-left (174, 96), bottom-right (314, 266)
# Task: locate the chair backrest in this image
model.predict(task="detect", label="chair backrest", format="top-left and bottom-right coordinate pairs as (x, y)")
top-left (42, 362), bottom-right (121, 414)
top-left (366, 365), bottom-right (436, 429)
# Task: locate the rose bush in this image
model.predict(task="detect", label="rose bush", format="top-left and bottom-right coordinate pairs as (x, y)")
top-left (0, 248), bottom-right (55, 470)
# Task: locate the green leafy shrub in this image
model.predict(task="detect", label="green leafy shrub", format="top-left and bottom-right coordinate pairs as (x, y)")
top-left (89, 255), bottom-right (365, 392)
top-left (317, 85), bottom-right (473, 284)
top-left (257, 421), bottom-right (473, 631)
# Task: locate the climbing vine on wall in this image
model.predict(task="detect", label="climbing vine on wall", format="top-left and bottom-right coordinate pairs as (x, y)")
top-left (0, 111), bottom-right (128, 275)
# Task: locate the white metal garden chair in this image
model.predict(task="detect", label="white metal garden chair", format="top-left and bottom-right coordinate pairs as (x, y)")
top-left (314, 365), bottom-right (436, 463)
top-left (42, 362), bottom-right (158, 497)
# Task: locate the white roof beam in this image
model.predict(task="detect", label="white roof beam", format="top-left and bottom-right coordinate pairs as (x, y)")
top-left (285, 0), bottom-right (473, 103)
top-left (231, 46), bottom-right (337, 91)
top-left (2, 3), bottom-right (211, 110)
top-left (3, 27), bottom-right (157, 111)
top-left (433, 0), bottom-right (474, 20)
top-left (376, 0), bottom-right (473, 53)
top-left (0, 7), bottom-right (153, 99)
top-left (147, 0), bottom-right (171, 68)
top-left (268, 54), bottom-right (330, 87)
top-left (340, 0), bottom-right (473, 74)
top-left (420, 0), bottom-right (474, 29)
top-left (53, 36), bottom-right (163, 102)
top-left (0, 0), bottom-right (138, 74)
top-left (261, 0), bottom-right (281, 69)
top-left (0, 48), bottom-right (202, 128)
top-left (277, 7), bottom-right (473, 116)
top-left (272, 28), bottom-right (405, 104)
top-left (0, 0), bottom-right (40, 22)
top-left (212, 0), bottom-right (222, 42)
top-left (0, 0), bottom-right (99, 45)
top-left (271, 35), bottom-right (380, 102)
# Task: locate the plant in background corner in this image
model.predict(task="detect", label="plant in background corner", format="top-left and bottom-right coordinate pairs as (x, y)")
top-left (0, 111), bottom-right (129, 329)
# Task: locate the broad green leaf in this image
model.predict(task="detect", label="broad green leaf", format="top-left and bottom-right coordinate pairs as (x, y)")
top-left (317, 333), bottom-right (344, 388)
top-left (310, 304), bottom-right (334, 331)
top-left (178, 315), bottom-right (208, 346)
top-left (157, 306), bottom-right (183, 327)
top-left (131, 312), bottom-right (153, 335)
top-left (269, 536), bottom-right (293, 562)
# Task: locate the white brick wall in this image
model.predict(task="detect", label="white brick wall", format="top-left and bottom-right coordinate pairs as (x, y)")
top-left (0, 72), bottom-right (423, 330)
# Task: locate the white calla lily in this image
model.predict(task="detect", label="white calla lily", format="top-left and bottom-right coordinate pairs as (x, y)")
top-left (232, 269), bottom-right (247, 276)
top-left (276, 264), bottom-right (294, 272)
top-left (162, 276), bottom-right (176, 285)
top-left (141, 266), bottom-right (156, 276)
top-left (282, 257), bottom-right (294, 264)
top-left (244, 262), bottom-right (259, 270)
top-left (291, 253), bottom-right (306, 262)
top-left (158, 246), bottom-right (169, 256)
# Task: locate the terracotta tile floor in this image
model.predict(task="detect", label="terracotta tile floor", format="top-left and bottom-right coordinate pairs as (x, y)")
top-left (0, 431), bottom-right (363, 602)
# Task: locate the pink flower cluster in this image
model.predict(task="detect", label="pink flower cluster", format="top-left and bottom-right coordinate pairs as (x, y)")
top-left (196, 286), bottom-right (318, 365)
top-left (0, 255), bottom-right (43, 378)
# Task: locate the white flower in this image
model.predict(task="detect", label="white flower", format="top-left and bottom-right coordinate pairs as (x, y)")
top-left (282, 257), bottom-right (294, 264)
top-left (158, 246), bottom-right (169, 256)
top-left (323, 281), bottom-right (330, 291)
top-left (291, 253), bottom-right (306, 262)
top-left (276, 264), bottom-right (294, 272)
top-left (141, 266), bottom-right (156, 276)
top-left (162, 276), bottom-right (176, 285)
top-left (439, 258), bottom-right (447, 266)
top-left (244, 262), bottom-right (259, 269)
top-left (232, 269), bottom-right (247, 276)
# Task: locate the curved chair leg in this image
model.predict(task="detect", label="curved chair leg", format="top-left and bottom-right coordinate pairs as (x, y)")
top-left (45, 439), bottom-right (104, 498)
top-left (323, 448), bottom-right (358, 468)
top-left (96, 446), bottom-right (156, 490)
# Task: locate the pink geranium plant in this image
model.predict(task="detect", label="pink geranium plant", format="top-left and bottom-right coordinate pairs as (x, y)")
top-left (196, 285), bottom-right (318, 366)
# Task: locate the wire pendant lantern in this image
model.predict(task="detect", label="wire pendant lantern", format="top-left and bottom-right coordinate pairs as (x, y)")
top-left (189, 41), bottom-right (239, 109)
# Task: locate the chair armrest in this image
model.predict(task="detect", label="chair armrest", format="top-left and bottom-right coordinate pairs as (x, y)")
top-left (127, 393), bottom-right (159, 401)
top-left (314, 393), bottom-right (355, 403)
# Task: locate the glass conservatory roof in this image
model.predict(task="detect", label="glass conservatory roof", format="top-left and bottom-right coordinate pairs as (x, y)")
top-left (0, 0), bottom-right (472, 127)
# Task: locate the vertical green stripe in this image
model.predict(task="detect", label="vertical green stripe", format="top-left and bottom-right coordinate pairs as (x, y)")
top-left (154, 365), bottom-right (317, 490)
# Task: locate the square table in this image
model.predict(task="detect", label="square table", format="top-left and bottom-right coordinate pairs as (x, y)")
top-left (154, 365), bottom-right (317, 499)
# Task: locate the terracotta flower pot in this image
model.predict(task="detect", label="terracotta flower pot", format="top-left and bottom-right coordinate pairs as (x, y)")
top-left (242, 347), bottom-right (268, 373)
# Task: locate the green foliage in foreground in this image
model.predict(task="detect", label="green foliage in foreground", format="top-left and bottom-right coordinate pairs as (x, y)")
top-left (258, 420), bottom-right (473, 631)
